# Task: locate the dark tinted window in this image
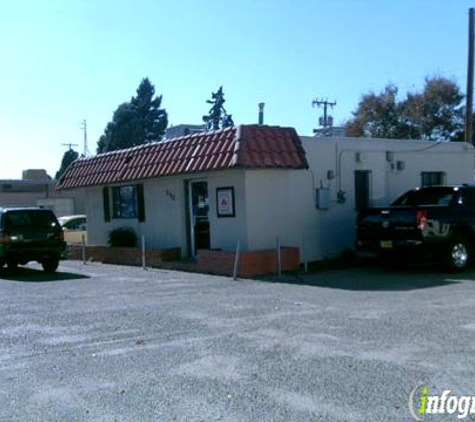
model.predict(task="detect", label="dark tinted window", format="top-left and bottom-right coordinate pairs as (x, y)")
top-left (392, 187), bottom-right (456, 206)
top-left (4, 210), bottom-right (59, 230)
top-left (112, 185), bottom-right (137, 218)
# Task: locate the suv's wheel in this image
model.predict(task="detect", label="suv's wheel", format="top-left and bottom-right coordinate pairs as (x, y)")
top-left (446, 236), bottom-right (470, 272)
top-left (42, 259), bottom-right (59, 273)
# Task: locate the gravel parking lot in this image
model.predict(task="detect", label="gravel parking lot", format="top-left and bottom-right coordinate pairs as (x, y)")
top-left (1, 260), bottom-right (475, 421)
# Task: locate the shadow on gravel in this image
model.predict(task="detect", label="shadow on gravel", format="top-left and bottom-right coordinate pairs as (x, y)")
top-left (257, 260), bottom-right (470, 291)
top-left (0, 267), bottom-right (90, 283)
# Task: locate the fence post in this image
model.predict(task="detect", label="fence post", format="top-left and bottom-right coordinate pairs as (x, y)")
top-left (233, 240), bottom-right (240, 280)
top-left (81, 234), bottom-right (86, 265)
top-left (141, 235), bottom-right (146, 270)
top-left (303, 234), bottom-right (308, 273)
top-left (276, 237), bottom-right (281, 278)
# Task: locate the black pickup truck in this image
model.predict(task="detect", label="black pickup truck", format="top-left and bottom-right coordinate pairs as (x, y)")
top-left (356, 185), bottom-right (475, 271)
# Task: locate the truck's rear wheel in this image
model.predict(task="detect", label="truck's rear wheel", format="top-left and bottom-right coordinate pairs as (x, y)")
top-left (42, 258), bottom-right (59, 273)
top-left (446, 236), bottom-right (470, 271)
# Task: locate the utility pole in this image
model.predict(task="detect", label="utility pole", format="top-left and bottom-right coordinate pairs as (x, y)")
top-left (80, 119), bottom-right (90, 156)
top-left (312, 98), bottom-right (336, 135)
top-left (466, 8), bottom-right (474, 145)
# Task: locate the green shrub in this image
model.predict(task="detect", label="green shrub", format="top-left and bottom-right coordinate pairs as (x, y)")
top-left (108, 227), bottom-right (137, 247)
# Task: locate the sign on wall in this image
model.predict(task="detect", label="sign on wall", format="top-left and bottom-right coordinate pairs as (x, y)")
top-left (216, 187), bottom-right (235, 218)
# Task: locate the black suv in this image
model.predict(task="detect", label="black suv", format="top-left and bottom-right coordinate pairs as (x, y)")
top-left (0, 207), bottom-right (67, 272)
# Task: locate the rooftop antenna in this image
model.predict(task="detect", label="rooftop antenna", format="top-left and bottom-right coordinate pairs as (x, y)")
top-left (80, 119), bottom-right (90, 156)
top-left (312, 98), bottom-right (336, 135)
top-left (61, 142), bottom-right (79, 151)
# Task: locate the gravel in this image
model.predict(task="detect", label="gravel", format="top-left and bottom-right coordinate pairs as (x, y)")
top-left (1, 261), bottom-right (475, 421)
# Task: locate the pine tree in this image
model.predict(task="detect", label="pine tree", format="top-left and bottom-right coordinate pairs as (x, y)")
top-left (56, 149), bottom-right (79, 180)
top-left (97, 78), bottom-right (168, 153)
top-left (202, 86), bottom-right (234, 130)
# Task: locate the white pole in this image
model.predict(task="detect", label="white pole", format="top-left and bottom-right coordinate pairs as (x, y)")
top-left (276, 237), bottom-right (281, 278)
top-left (233, 240), bottom-right (240, 280)
top-left (81, 234), bottom-right (86, 265)
top-left (303, 234), bottom-right (308, 273)
top-left (141, 235), bottom-right (146, 270)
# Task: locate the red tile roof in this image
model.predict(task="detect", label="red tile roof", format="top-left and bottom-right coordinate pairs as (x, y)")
top-left (57, 124), bottom-right (308, 189)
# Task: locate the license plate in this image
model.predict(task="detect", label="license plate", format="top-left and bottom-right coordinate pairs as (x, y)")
top-left (380, 240), bottom-right (393, 249)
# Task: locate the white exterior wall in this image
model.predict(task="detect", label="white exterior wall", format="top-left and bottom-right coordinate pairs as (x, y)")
top-left (244, 137), bottom-right (475, 261)
top-left (86, 177), bottom-right (186, 252)
top-left (84, 136), bottom-right (475, 263)
top-left (85, 170), bottom-right (247, 256)
top-left (206, 170), bottom-right (248, 251)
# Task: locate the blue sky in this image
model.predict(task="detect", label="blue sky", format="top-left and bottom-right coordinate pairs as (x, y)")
top-left (0, 0), bottom-right (472, 179)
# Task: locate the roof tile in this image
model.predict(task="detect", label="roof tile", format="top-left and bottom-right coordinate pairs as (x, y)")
top-left (57, 125), bottom-right (308, 189)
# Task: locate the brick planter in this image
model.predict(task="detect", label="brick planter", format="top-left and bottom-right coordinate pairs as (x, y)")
top-left (68, 245), bottom-right (181, 267)
top-left (68, 245), bottom-right (299, 278)
top-left (197, 247), bottom-right (300, 278)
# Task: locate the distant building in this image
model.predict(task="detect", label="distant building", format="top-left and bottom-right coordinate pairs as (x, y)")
top-left (165, 124), bottom-right (205, 140)
top-left (0, 169), bottom-right (85, 217)
top-left (313, 126), bottom-right (347, 138)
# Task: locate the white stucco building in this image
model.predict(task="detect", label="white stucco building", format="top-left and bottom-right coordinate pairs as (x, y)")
top-left (58, 125), bottom-right (475, 264)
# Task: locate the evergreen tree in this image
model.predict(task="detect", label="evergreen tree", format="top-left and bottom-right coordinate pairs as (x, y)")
top-left (97, 78), bottom-right (168, 153)
top-left (56, 149), bottom-right (79, 180)
top-left (202, 86), bottom-right (234, 130)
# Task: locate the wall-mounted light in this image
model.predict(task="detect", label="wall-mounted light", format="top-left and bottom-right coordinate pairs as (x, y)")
top-left (386, 151), bottom-right (394, 162)
top-left (327, 170), bottom-right (335, 180)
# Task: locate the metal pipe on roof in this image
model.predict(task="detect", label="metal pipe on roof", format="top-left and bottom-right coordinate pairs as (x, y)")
top-left (258, 103), bottom-right (265, 125)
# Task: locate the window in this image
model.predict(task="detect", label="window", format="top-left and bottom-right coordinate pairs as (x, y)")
top-left (5, 210), bottom-right (59, 230)
top-left (63, 217), bottom-right (86, 231)
top-left (112, 185), bottom-right (138, 219)
top-left (354, 170), bottom-right (372, 211)
top-left (421, 172), bottom-right (446, 187)
top-left (104, 184), bottom-right (145, 221)
top-left (392, 187), bottom-right (456, 206)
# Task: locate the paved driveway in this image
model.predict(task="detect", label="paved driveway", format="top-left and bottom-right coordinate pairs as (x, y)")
top-left (1, 261), bottom-right (475, 421)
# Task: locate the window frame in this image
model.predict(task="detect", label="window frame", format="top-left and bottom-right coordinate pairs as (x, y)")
top-left (112, 185), bottom-right (138, 219)
top-left (421, 171), bottom-right (446, 187)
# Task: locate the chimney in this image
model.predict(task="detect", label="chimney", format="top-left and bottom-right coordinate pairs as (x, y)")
top-left (258, 102), bottom-right (265, 125)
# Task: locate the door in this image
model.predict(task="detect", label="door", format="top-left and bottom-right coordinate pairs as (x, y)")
top-left (189, 180), bottom-right (210, 256)
top-left (354, 170), bottom-right (372, 211)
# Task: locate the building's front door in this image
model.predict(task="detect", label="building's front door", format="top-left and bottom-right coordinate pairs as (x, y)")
top-left (189, 180), bottom-right (210, 256)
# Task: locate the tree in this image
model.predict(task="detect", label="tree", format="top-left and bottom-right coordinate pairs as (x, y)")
top-left (56, 148), bottom-right (79, 180)
top-left (202, 86), bottom-right (234, 130)
top-left (345, 84), bottom-right (402, 139)
top-left (345, 76), bottom-right (465, 141)
top-left (97, 78), bottom-right (168, 153)
top-left (401, 77), bottom-right (464, 141)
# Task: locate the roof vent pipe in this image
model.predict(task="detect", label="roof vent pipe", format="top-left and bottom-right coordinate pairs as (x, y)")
top-left (258, 103), bottom-right (265, 125)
